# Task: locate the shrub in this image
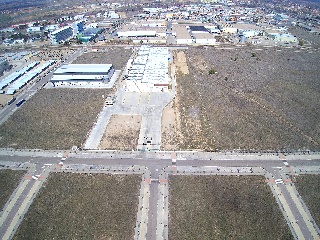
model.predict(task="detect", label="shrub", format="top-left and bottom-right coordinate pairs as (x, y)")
top-left (209, 69), bottom-right (216, 75)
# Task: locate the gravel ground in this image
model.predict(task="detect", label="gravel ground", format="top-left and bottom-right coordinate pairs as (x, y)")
top-left (172, 46), bottom-right (320, 151)
top-left (169, 175), bottom-right (293, 240)
top-left (99, 114), bottom-right (142, 150)
top-left (289, 26), bottom-right (320, 47)
top-left (72, 47), bottom-right (133, 70)
top-left (294, 174), bottom-right (320, 228)
top-left (0, 169), bottom-right (26, 211)
top-left (0, 89), bottom-right (108, 150)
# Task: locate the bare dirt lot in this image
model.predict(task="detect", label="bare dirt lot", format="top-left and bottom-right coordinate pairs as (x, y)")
top-left (175, 51), bottom-right (189, 74)
top-left (169, 175), bottom-right (293, 240)
top-left (31, 49), bottom-right (75, 61)
top-left (162, 51), bottom-right (215, 151)
top-left (294, 174), bottom-right (320, 227)
top-left (289, 26), bottom-right (320, 47)
top-left (72, 47), bottom-right (133, 70)
top-left (0, 95), bottom-right (13, 107)
top-left (0, 89), bottom-right (108, 150)
top-left (166, 47), bottom-right (320, 151)
top-left (161, 101), bottom-right (179, 151)
top-left (99, 114), bottom-right (142, 150)
top-left (0, 169), bottom-right (26, 211)
top-left (13, 172), bottom-right (141, 240)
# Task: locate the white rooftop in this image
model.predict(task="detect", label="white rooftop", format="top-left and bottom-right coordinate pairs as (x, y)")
top-left (126, 46), bottom-right (169, 92)
top-left (51, 75), bottom-right (111, 81)
top-left (54, 64), bottom-right (113, 74)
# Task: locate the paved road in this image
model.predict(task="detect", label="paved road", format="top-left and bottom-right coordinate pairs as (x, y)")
top-left (166, 21), bottom-right (176, 45)
top-left (0, 152), bottom-right (320, 240)
top-left (0, 162), bottom-right (52, 240)
top-left (84, 47), bottom-right (175, 151)
top-left (1, 150), bottom-right (320, 165)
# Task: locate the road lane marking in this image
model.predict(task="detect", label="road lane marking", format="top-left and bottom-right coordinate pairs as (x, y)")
top-left (0, 180), bottom-right (29, 227)
top-left (3, 181), bottom-right (41, 240)
top-left (285, 185), bottom-right (319, 239)
top-left (275, 179), bottom-right (284, 184)
top-left (273, 185), bottom-right (305, 239)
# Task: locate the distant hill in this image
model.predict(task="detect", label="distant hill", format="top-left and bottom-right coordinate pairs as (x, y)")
top-left (0, 0), bottom-right (53, 13)
top-left (0, 0), bottom-right (45, 4)
top-left (289, 0), bottom-right (320, 8)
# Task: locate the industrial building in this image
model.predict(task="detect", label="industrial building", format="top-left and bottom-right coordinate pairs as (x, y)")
top-left (51, 64), bottom-right (115, 87)
top-left (77, 28), bottom-right (103, 43)
top-left (49, 26), bottom-right (73, 44)
top-left (125, 46), bottom-right (170, 92)
top-left (265, 31), bottom-right (298, 43)
top-left (72, 21), bottom-right (84, 36)
top-left (116, 20), bottom-right (166, 44)
top-left (3, 61), bottom-right (55, 95)
top-left (172, 24), bottom-right (217, 45)
top-left (174, 25), bottom-right (193, 44)
top-left (1, 62), bottom-right (39, 92)
top-left (189, 26), bottom-right (216, 45)
top-left (27, 26), bottom-right (44, 32)
top-left (117, 31), bottom-right (157, 38)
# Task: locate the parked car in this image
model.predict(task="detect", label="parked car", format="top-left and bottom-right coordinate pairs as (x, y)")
top-left (105, 95), bottom-right (115, 105)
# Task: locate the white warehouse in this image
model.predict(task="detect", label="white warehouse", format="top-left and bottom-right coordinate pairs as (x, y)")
top-left (125, 46), bottom-right (170, 92)
top-left (51, 64), bottom-right (115, 87)
top-left (117, 31), bottom-right (157, 38)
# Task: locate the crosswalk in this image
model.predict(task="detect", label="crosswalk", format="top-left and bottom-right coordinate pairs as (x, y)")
top-left (275, 179), bottom-right (284, 184)
top-left (266, 178), bottom-right (292, 185)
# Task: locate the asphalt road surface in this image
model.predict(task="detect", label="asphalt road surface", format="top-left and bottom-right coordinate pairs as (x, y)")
top-left (0, 151), bottom-right (320, 239)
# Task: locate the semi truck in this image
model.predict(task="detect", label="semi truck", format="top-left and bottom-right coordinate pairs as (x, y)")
top-left (7, 97), bottom-right (16, 105)
top-left (16, 99), bottom-right (25, 107)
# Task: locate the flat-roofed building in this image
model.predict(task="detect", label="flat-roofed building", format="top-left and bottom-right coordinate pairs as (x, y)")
top-left (125, 46), bottom-right (170, 92)
top-left (193, 32), bottom-right (216, 45)
top-left (116, 20), bottom-right (167, 44)
top-left (50, 26), bottom-right (73, 44)
top-left (174, 25), bottom-right (193, 44)
top-left (279, 34), bottom-right (297, 43)
top-left (117, 31), bottom-right (157, 37)
top-left (51, 64), bottom-right (115, 86)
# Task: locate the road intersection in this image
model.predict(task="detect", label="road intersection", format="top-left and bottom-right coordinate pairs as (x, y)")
top-left (0, 150), bottom-right (319, 239)
top-left (0, 44), bottom-right (319, 239)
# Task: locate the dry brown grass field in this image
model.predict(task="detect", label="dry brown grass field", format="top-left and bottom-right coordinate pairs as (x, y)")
top-left (169, 175), bottom-right (293, 240)
top-left (72, 47), bottom-right (133, 70)
top-left (99, 114), bottom-right (142, 150)
top-left (0, 89), bottom-right (107, 150)
top-left (289, 26), bottom-right (320, 47)
top-left (169, 47), bottom-right (320, 151)
top-left (13, 172), bottom-right (141, 240)
top-left (294, 174), bottom-right (320, 228)
top-left (0, 169), bottom-right (26, 210)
